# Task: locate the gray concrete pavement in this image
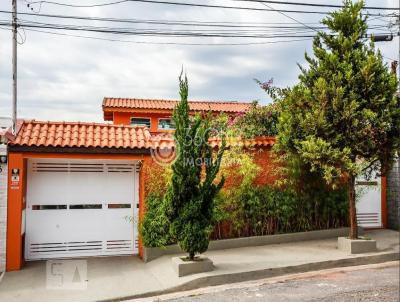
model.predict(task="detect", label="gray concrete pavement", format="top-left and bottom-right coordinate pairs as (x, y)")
top-left (0, 229), bottom-right (398, 302)
top-left (146, 262), bottom-right (399, 302)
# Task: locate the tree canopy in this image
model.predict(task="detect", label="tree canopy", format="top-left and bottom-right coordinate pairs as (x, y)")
top-left (268, 0), bottom-right (399, 238)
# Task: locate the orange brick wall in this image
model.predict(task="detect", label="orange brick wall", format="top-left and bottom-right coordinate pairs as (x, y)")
top-left (253, 147), bottom-right (279, 186)
top-left (142, 146), bottom-right (278, 198)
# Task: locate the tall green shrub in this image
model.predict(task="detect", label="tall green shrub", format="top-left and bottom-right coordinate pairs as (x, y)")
top-left (165, 73), bottom-right (225, 260)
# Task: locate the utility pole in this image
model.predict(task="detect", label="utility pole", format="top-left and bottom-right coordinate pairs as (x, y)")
top-left (12, 0), bottom-right (17, 135)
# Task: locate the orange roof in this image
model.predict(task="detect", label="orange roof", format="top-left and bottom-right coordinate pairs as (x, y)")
top-left (9, 120), bottom-right (154, 149)
top-left (103, 97), bottom-right (252, 120)
top-left (8, 120), bottom-right (275, 151)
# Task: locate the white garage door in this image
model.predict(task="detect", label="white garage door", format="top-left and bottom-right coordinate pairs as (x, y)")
top-left (25, 159), bottom-right (140, 260)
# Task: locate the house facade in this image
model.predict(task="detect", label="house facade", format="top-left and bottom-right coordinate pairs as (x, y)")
top-left (4, 98), bottom-right (270, 271)
top-left (102, 97), bottom-right (252, 132)
top-left (1, 98), bottom-right (389, 272)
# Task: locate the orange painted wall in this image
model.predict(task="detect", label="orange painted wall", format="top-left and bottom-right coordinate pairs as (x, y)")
top-left (6, 153), bottom-right (26, 271)
top-left (111, 110), bottom-right (238, 132)
top-left (381, 176), bottom-right (387, 228)
top-left (222, 146), bottom-right (278, 189)
top-left (113, 111), bottom-right (173, 132)
top-left (253, 147), bottom-right (279, 186)
top-left (6, 151), bottom-right (150, 271)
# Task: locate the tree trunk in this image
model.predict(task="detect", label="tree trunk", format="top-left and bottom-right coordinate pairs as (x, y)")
top-left (348, 175), bottom-right (358, 239)
top-left (189, 252), bottom-right (195, 261)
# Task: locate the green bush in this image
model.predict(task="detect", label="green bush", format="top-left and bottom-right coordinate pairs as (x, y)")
top-left (209, 102), bottom-right (279, 139)
top-left (233, 102), bottom-right (279, 138)
top-left (140, 193), bottom-right (173, 248)
top-left (212, 184), bottom-right (348, 239)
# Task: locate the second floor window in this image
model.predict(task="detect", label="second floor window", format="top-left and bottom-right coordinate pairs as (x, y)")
top-left (158, 118), bottom-right (175, 130)
top-left (131, 118), bottom-right (151, 128)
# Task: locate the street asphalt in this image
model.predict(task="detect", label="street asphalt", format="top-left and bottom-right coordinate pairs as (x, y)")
top-left (157, 262), bottom-right (400, 302)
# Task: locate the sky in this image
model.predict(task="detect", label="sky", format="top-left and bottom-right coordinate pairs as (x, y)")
top-left (0, 0), bottom-right (398, 122)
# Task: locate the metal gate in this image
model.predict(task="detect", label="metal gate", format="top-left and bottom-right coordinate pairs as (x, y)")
top-left (356, 172), bottom-right (382, 228)
top-left (25, 159), bottom-right (139, 260)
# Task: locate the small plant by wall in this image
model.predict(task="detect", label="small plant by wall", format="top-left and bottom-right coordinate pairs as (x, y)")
top-left (140, 193), bottom-right (173, 248)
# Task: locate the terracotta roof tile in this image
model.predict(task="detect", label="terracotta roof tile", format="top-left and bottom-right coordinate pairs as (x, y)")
top-left (9, 120), bottom-right (275, 151)
top-left (103, 97), bottom-right (252, 113)
top-left (208, 136), bottom-right (275, 148)
top-left (10, 120), bottom-right (154, 150)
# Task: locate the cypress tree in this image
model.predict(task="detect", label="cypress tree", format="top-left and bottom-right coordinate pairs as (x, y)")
top-left (165, 73), bottom-right (225, 260)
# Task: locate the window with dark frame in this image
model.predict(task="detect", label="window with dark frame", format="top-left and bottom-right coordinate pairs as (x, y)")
top-left (158, 118), bottom-right (175, 130)
top-left (130, 118), bottom-right (151, 128)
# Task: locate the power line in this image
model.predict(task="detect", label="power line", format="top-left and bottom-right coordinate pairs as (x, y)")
top-left (16, 17), bottom-right (330, 30)
top-left (0, 20), bottom-right (390, 39)
top-left (0, 9), bottom-right (394, 29)
top-left (1, 25), bottom-right (315, 46)
top-left (258, 1), bottom-right (318, 33)
top-left (18, 1), bottom-right (382, 16)
top-left (0, 22), bottom-right (320, 38)
top-left (232, 0), bottom-right (399, 11)
top-left (25, 0), bottom-right (400, 11)
top-left (26, 0), bottom-right (130, 8)
top-left (15, 18), bottom-right (331, 33)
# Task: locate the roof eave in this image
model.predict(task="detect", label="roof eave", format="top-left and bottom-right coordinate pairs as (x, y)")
top-left (8, 145), bottom-right (152, 154)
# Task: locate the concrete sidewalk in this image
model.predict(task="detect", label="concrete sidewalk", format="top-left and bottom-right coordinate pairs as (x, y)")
top-left (0, 229), bottom-right (398, 302)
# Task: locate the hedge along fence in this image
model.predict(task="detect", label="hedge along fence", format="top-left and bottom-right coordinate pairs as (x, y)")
top-left (140, 144), bottom-right (349, 249)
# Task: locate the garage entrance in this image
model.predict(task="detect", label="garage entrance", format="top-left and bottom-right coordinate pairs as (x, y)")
top-left (25, 159), bottom-right (140, 260)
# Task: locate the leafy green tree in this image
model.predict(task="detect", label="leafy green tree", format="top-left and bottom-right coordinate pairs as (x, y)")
top-left (165, 73), bottom-right (226, 260)
top-left (233, 101), bottom-right (279, 138)
top-left (268, 0), bottom-right (399, 239)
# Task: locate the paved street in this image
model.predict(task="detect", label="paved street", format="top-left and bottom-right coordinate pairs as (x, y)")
top-left (151, 262), bottom-right (399, 302)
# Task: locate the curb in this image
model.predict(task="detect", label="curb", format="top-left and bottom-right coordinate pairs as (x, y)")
top-left (100, 251), bottom-right (399, 302)
top-left (143, 227), bottom-right (364, 262)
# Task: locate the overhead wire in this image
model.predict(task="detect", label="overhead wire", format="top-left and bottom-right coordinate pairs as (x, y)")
top-left (0, 17), bottom-right (390, 39)
top-left (24, 0), bottom-right (400, 11)
top-left (1, 9), bottom-right (396, 28)
top-left (2, 0), bottom-right (394, 46)
top-left (15, 0), bottom-right (389, 16)
top-left (1, 25), bottom-right (315, 45)
top-left (0, 22), bottom-right (320, 38)
top-left (258, 1), bottom-right (318, 33)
